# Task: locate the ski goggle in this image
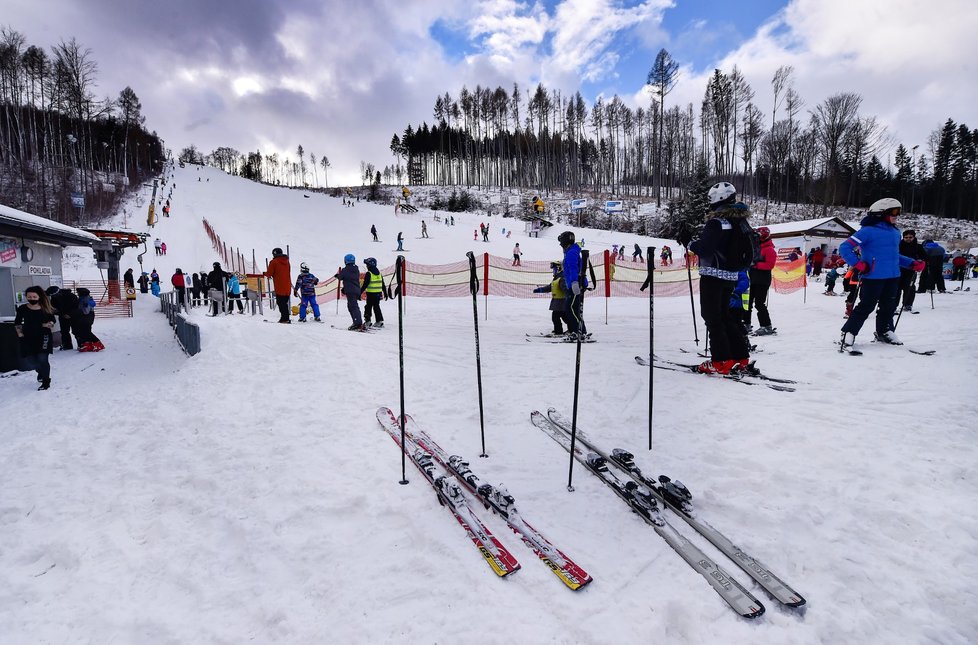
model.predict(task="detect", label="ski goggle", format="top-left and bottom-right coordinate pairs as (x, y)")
top-left (884, 207), bottom-right (901, 217)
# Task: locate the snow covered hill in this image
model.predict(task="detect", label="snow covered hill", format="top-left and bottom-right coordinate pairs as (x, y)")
top-left (1, 165), bottom-right (977, 644)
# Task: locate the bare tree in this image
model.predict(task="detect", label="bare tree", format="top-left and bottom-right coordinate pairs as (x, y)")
top-left (764, 65), bottom-right (792, 220)
top-left (812, 92), bottom-right (862, 213)
top-left (647, 49), bottom-right (680, 206)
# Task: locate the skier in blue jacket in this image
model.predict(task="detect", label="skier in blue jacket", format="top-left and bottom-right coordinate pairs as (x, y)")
top-left (558, 231), bottom-right (588, 338)
top-left (840, 198), bottom-right (925, 349)
top-left (334, 254), bottom-right (363, 330)
top-left (293, 262), bottom-right (321, 322)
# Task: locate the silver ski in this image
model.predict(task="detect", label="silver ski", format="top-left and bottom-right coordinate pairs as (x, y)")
top-left (531, 411), bottom-right (764, 618)
top-left (545, 408), bottom-right (805, 608)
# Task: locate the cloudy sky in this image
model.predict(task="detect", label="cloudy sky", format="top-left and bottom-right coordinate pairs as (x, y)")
top-left (6, 0), bottom-right (976, 186)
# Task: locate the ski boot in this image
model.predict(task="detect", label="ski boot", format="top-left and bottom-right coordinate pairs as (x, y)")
top-left (731, 359), bottom-right (761, 377)
top-left (696, 359), bottom-right (735, 375)
top-left (839, 331), bottom-right (856, 351)
top-left (93, 341), bottom-right (105, 352)
top-left (753, 326), bottom-right (777, 336)
top-left (373, 321), bottom-right (383, 328)
top-left (874, 330), bottom-right (903, 345)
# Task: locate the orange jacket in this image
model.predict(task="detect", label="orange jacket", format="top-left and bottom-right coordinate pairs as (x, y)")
top-left (264, 255), bottom-right (292, 296)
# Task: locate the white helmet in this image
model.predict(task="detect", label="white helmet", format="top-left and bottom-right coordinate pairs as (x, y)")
top-left (868, 197), bottom-right (902, 215)
top-left (708, 182), bottom-right (736, 207)
top-left (300, 262), bottom-right (310, 273)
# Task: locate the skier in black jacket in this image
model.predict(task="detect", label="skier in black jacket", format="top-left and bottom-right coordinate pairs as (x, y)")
top-left (47, 286), bottom-right (79, 350)
top-left (898, 229), bottom-right (926, 311)
top-left (207, 262), bottom-right (231, 315)
top-left (335, 254), bottom-right (364, 329)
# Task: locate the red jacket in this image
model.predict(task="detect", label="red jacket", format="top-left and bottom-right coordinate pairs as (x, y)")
top-left (753, 238), bottom-right (777, 271)
top-left (171, 272), bottom-right (185, 287)
top-left (264, 255), bottom-right (292, 296)
top-left (952, 256), bottom-right (967, 267)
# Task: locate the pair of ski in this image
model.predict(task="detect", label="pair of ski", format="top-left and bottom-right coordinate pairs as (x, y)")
top-left (636, 355), bottom-right (796, 392)
top-left (376, 407), bottom-right (592, 590)
top-left (531, 409), bottom-right (805, 619)
top-left (838, 335), bottom-right (935, 356)
top-left (525, 332), bottom-right (596, 344)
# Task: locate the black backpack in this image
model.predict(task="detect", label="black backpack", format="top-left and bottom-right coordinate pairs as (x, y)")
top-left (720, 218), bottom-right (763, 271)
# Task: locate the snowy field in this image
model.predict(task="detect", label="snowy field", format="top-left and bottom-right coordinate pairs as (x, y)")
top-left (2, 164), bottom-right (977, 644)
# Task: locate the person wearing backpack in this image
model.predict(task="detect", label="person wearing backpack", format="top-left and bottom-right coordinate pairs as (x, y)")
top-left (839, 198), bottom-right (925, 349)
top-left (748, 226), bottom-right (778, 335)
top-left (686, 182), bottom-right (755, 375)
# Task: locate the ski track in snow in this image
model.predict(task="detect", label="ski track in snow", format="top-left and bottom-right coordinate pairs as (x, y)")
top-left (1, 164), bottom-right (977, 643)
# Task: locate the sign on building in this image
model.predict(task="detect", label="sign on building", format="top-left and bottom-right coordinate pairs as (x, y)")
top-left (29, 265), bottom-right (53, 276)
top-left (0, 238), bottom-right (20, 268)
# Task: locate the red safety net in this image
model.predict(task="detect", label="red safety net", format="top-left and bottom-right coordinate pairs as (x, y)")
top-left (203, 222), bottom-right (809, 305)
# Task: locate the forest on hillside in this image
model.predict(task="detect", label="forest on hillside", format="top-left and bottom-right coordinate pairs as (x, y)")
top-left (0, 27), bottom-right (163, 224)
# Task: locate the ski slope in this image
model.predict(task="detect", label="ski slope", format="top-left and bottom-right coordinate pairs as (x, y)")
top-left (1, 164), bottom-right (977, 644)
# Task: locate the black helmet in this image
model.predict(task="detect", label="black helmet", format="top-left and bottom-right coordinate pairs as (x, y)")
top-left (557, 231), bottom-right (575, 247)
top-left (213, 262), bottom-right (221, 268)
top-left (364, 257), bottom-right (378, 268)
top-left (272, 247), bottom-right (283, 257)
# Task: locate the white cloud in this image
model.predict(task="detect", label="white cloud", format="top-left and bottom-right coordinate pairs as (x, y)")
top-left (665, 0), bottom-right (978, 168)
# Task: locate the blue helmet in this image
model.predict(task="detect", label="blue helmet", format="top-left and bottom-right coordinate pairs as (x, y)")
top-left (344, 254), bottom-right (355, 264)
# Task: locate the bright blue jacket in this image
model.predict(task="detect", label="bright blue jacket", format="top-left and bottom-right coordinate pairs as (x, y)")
top-left (839, 214), bottom-right (913, 280)
top-left (562, 243), bottom-right (589, 290)
top-left (227, 274), bottom-right (241, 295)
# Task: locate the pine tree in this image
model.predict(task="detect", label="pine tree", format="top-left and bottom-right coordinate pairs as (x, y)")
top-left (658, 157), bottom-right (708, 247)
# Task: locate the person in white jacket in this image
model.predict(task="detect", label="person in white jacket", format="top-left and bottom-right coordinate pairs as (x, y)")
top-left (512, 243), bottom-right (523, 266)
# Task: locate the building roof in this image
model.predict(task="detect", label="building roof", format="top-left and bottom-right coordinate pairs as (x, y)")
top-left (761, 216), bottom-right (856, 239)
top-left (0, 202), bottom-right (100, 247)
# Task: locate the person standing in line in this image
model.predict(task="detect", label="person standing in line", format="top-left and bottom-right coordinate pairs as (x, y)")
top-left (293, 262), bottom-right (321, 322)
top-left (532, 261), bottom-right (568, 336)
top-left (396, 232), bottom-right (404, 252)
top-left (123, 268), bottom-right (135, 289)
top-left (263, 248), bottom-right (292, 323)
top-left (137, 271), bottom-right (150, 293)
top-left (47, 285), bottom-right (79, 350)
top-left (840, 198), bottom-right (925, 349)
top-left (558, 230), bottom-right (588, 338)
top-left (171, 268), bottom-right (187, 309)
top-left (15, 286), bottom-right (56, 390)
top-left (512, 243), bottom-right (523, 266)
top-left (686, 182), bottom-right (753, 374)
top-left (226, 272), bottom-right (245, 314)
top-left (918, 239), bottom-right (948, 294)
top-left (747, 226), bottom-right (777, 335)
top-left (208, 262), bottom-right (231, 315)
top-left (150, 269), bottom-right (161, 296)
top-left (810, 247), bottom-right (825, 280)
top-left (898, 229), bottom-right (925, 311)
top-left (632, 243), bottom-right (644, 262)
top-left (360, 257), bottom-right (387, 328)
top-left (371, 224), bottom-right (379, 242)
top-left (335, 254), bottom-right (364, 330)
top-left (191, 271), bottom-right (204, 306)
top-left (154, 238), bottom-right (162, 255)
top-left (73, 287), bottom-right (104, 351)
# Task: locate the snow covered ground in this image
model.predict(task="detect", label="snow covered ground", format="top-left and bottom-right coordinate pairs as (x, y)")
top-left (2, 164), bottom-right (977, 644)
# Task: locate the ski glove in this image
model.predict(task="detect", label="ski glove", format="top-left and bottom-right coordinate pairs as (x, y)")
top-left (854, 261), bottom-right (870, 273)
top-left (571, 281), bottom-right (582, 295)
top-left (911, 260), bottom-right (926, 272)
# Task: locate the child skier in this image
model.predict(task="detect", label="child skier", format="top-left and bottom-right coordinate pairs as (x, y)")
top-left (335, 254), bottom-right (364, 330)
top-left (532, 261), bottom-right (568, 336)
top-left (824, 266), bottom-right (840, 295)
top-left (293, 263), bottom-right (321, 321)
top-left (360, 258), bottom-right (387, 328)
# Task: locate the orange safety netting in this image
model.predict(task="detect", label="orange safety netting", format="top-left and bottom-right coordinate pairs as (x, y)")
top-left (203, 220), bottom-right (809, 305)
top-left (771, 258), bottom-right (807, 294)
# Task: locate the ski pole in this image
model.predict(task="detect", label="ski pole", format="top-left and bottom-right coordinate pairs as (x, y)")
top-left (394, 255), bottom-right (408, 485)
top-left (466, 251), bottom-right (488, 458)
top-left (684, 245), bottom-right (700, 345)
top-left (646, 246), bottom-right (655, 452)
